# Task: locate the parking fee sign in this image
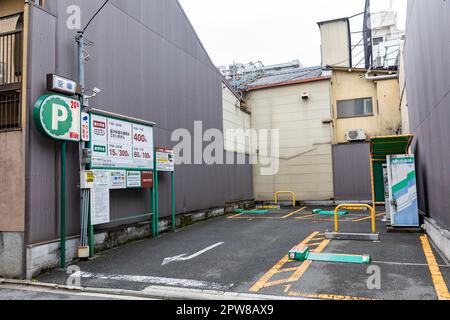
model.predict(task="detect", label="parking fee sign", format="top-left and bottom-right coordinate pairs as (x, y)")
top-left (90, 113), bottom-right (154, 170)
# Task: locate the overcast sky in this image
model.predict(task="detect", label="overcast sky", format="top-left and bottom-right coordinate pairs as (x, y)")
top-left (178, 0), bottom-right (407, 68)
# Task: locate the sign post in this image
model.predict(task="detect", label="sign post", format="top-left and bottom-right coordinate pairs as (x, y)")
top-left (34, 93), bottom-right (81, 268)
top-left (60, 142), bottom-right (66, 268)
top-left (156, 148), bottom-right (175, 232)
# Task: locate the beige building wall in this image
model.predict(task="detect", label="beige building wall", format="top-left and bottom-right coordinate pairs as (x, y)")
top-left (319, 19), bottom-right (351, 67)
top-left (0, 131), bottom-right (25, 232)
top-left (246, 80), bottom-right (334, 201)
top-left (0, 0), bottom-right (24, 16)
top-left (331, 69), bottom-right (401, 144)
top-left (222, 84), bottom-right (251, 154)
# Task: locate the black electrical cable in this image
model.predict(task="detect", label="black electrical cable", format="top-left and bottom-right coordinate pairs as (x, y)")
top-left (82, 0), bottom-right (110, 32)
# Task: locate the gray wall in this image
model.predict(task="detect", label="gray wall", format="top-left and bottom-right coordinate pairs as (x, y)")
top-left (25, 1), bottom-right (253, 244)
top-left (404, 0), bottom-right (450, 230)
top-left (332, 143), bottom-right (372, 201)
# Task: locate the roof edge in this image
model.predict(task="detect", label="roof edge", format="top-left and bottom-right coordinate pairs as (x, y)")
top-left (246, 76), bottom-right (331, 92)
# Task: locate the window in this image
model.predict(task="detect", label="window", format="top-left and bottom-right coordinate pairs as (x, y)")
top-left (337, 98), bottom-right (373, 119)
top-left (0, 91), bottom-right (21, 131)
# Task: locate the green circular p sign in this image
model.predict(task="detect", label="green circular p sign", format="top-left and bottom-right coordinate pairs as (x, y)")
top-left (33, 94), bottom-right (81, 142)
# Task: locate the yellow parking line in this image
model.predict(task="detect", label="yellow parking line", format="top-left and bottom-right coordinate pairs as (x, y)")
top-left (295, 214), bottom-right (318, 220)
top-left (287, 239), bottom-right (329, 282)
top-left (282, 207), bottom-right (307, 219)
top-left (230, 216), bottom-right (280, 220)
top-left (227, 213), bottom-right (243, 219)
top-left (249, 232), bottom-right (319, 293)
top-left (288, 291), bottom-right (379, 301)
top-left (420, 235), bottom-right (450, 300)
top-left (352, 212), bottom-right (385, 223)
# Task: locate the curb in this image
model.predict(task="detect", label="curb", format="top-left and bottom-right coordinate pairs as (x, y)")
top-left (0, 279), bottom-right (306, 301)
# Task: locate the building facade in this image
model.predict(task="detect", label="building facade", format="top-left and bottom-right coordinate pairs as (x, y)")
top-left (244, 67), bottom-right (334, 201)
top-left (0, 0), bottom-right (253, 279)
top-left (404, 0), bottom-right (450, 260)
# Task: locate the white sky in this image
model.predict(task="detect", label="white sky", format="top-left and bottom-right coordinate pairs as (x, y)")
top-left (178, 0), bottom-right (407, 67)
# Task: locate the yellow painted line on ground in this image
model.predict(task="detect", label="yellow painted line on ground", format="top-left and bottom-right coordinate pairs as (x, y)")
top-left (282, 207), bottom-right (307, 219)
top-left (287, 239), bottom-right (330, 283)
top-left (295, 214), bottom-right (318, 220)
top-left (288, 291), bottom-right (379, 301)
top-left (230, 216), bottom-right (280, 220)
top-left (227, 213), bottom-right (243, 219)
top-left (420, 235), bottom-right (450, 300)
top-left (352, 212), bottom-right (385, 223)
top-left (249, 232), bottom-right (320, 293)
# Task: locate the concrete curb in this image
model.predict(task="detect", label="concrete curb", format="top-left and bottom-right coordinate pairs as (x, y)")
top-left (0, 279), bottom-right (307, 301)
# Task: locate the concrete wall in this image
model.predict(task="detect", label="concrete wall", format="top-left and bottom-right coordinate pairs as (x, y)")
top-left (398, 42), bottom-right (410, 134)
top-left (0, 0), bottom-right (23, 16)
top-left (331, 69), bottom-right (401, 143)
top-left (222, 84), bottom-right (251, 154)
top-left (404, 0), bottom-right (450, 232)
top-left (24, 1), bottom-right (253, 245)
top-left (318, 19), bottom-right (350, 67)
top-left (246, 80), bottom-right (334, 201)
top-left (332, 143), bottom-right (372, 201)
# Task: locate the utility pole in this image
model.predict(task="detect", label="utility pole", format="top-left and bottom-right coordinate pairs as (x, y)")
top-left (76, 30), bottom-right (90, 256)
top-left (76, 0), bottom-right (110, 259)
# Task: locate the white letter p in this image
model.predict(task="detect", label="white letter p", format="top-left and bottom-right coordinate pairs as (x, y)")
top-left (52, 104), bottom-right (68, 131)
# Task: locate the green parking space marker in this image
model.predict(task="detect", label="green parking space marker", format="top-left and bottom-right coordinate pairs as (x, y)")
top-left (312, 209), bottom-right (348, 216)
top-left (288, 246), bottom-right (370, 264)
top-left (234, 209), bottom-right (269, 215)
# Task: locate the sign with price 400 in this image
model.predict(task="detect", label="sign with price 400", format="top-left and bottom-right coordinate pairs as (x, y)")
top-left (89, 112), bottom-right (154, 170)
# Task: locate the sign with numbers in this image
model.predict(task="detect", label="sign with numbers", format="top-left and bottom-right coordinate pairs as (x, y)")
top-left (89, 113), bottom-right (154, 170)
top-left (156, 148), bottom-right (174, 172)
top-left (33, 94), bottom-right (81, 142)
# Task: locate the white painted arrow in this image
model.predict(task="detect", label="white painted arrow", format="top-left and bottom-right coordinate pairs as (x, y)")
top-left (161, 242), bottom-right (224, 266)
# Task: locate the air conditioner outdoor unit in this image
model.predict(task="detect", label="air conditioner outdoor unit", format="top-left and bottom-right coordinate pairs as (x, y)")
top-left (346, 129), bottom-right (367, 142)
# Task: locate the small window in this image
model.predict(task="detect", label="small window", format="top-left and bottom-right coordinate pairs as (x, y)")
top-left (0, 91), bottom-right (21, 131)
top-left (337, 98), bottom-right (373, 119)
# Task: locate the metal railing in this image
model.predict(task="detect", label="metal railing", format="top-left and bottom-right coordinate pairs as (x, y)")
top-left (0, 29), bottom-right (22, 86)
top-left (0, 90), bottom-right (21, 131)
top-left (0, 14), bottom-right (23, 131)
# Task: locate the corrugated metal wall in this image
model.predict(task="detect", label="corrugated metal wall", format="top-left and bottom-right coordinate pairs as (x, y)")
top-left (332, 143), bottom-right (372, 201)
top-left (404, 0), bottom-right (450, 230)
top-left (25, 1), bottom-right (253, 244)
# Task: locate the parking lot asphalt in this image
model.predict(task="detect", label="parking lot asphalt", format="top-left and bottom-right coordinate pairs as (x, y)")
top-left (36, 206), bottom-right (450, 300)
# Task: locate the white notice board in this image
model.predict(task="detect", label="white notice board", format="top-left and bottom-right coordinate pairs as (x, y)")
top-left (91, 188), bottom-right (110, 225)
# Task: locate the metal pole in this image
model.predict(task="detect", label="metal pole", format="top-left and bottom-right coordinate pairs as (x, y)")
top-left (60, 142), bottom-right (67, 269)
top-left (77, 31), bottom-right (92, 256)
top-left (151, 187), bottom-right (155, 238)
top-left (154, 150), bottom-right (159, 236)
top-left (171, 171), bottom-right (176, 231)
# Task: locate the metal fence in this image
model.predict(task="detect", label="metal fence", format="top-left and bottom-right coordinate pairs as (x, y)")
top-left (0, 90), bottom-right (21, 131)
top-left (0, 30), bottom-right (22, 86)
top-left (0, 16), bottom-right (22, 131)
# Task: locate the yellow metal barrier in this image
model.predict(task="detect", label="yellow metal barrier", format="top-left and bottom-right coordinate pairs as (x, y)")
top-left (274, 191), bottom-right (296, 207)
top-left (334, 204), bottom-right (376, 234)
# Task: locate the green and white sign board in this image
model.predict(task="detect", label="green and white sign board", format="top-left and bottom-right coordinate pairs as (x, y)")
top-left (33, 94), bottom-right (81, 142)
top-left (90, 113), bottom-right (154, 170)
